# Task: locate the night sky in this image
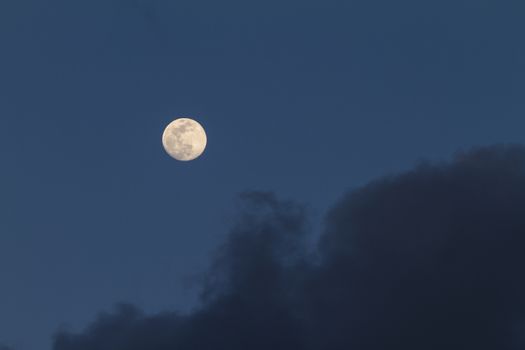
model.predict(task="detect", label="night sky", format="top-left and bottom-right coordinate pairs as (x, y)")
top-left (1, 1), bottom-right (525, 349)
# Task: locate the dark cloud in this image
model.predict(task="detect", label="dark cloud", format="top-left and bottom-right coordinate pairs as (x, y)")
top-left (53, 145), bottom-right (525, 349)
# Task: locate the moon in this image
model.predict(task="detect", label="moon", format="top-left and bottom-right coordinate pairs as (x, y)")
top-left (162, 118), bottom-right (207, 161)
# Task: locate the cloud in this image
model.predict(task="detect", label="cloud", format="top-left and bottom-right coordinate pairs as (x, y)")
top-left (53, 145), bottom-right (525, 349)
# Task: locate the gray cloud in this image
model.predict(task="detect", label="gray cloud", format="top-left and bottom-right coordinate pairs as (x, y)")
top-left (53, 145), bottom-right (525, 349)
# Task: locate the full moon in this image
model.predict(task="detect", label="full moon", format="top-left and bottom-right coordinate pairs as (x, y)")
top-left (162, 118), bottom-right (207, 161)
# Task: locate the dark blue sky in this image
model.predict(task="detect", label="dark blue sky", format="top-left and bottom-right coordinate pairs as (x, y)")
top-left (1, 0), bottom-right (524, 349)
